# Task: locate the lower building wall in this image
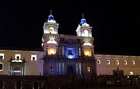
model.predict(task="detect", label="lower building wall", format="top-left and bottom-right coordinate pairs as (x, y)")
top-left (95, 54), bottom-right (140, 76)
top-left (0, 50), bottom-right (44, 75)
top-left (0, 50), bottom-right (140, 76)
top-left (0, 61), bottom-right (44, 76)
top-left (25, 60), bottom-right (43, 75)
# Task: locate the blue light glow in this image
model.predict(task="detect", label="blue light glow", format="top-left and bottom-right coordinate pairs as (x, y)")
top-left (64, 47), bottom-right (78, 59)
top-left (80, 18), bottom-right (87, 25)
top-left (48, 15), bottom-right (54, 20)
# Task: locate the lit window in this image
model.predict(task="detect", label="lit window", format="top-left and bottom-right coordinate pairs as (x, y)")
top-left (97, 59), bottom-right (101, 64)
top-left (84, 48), bottom-right (92, 57)
top-left (87, 66), bottom-right (91, 72)
top-left (31, 55), bottom-right (37, 61)
top-left (0, 53), bottom-right (4, 60)
top-left (48, 27), bottom-right (57, 34)
top-left (41, 43), bottom-right (44, 47)
top-left (127, 76), bottom-right (129, 78)
top-left (48, 48), bottom-right (57, 55)
top-left (124, 60), bottom-right (127, 65)
top-left (83, 30), bottom-right (89, 37)
top-left (15, 54), bottom-right (21, 59)
top-left (47, 37), bottom-right (57, 44)
top-left (132, 60), bottom-right (135, 65)
top-left (116, 60), bottom-right (119, 65)
top-left (65, 48), bottom-right (77, 59)
top-left (129, 71), bottom-right (134, 75)
top-left (106, 60), bottom-right (110, 65)
top-left (0, 63), bottom-right (3, 71)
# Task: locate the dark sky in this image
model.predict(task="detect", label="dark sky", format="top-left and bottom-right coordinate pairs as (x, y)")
top-left (0, 0), bottom-right (140, 55)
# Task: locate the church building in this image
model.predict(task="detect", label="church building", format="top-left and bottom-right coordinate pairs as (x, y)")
top-left (0, 12), bottom-right (140, 79)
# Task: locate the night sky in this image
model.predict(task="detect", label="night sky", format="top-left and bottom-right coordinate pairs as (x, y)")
top-left (0, 0), bottom-right (140, 55)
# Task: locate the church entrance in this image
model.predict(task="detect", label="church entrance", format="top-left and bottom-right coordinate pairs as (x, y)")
top-left (66, 65), bottom-right (75, 75)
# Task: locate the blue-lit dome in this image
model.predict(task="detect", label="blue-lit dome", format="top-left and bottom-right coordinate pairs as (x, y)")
top-left (48, 15), bottom-right (54, 21)
top-left (80, 18), bottom-right (87, 25)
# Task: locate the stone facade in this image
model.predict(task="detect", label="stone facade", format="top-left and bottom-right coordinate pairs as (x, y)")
top-left (0, 12), bottom-right (140, 78)
top-left (0, 50), bottom-right (44, 75)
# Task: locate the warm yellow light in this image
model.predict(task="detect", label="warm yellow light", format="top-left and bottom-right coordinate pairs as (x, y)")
top-left (48, 48), bottom-right (57, 55)
top-left (129, 71), bottom-right (134, 75)
top-left (84, 48), bottom-right (92, 57)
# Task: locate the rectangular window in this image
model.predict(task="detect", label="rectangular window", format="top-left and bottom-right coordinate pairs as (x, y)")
top-left (0, 53), bottom-right (4, 60)
top-left (83, 48), bottom-right (92, 57)
top-left (31, 55), bottom-right (37, 61)
top-left (48, 48), bottom-right (57, 55)
top-left (15, 54), bottom-right (21, 59)
top-left (97, 59), bottom-right (101, 64)
top-left (132, 60), bottom-right (135, 65)
top-left (106, 60), bottom-right (110, 65)
top-left (87, 66), bottom-right (91, 72)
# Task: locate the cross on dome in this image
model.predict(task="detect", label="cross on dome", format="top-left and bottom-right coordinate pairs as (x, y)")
top-left (80, 13), bottom-right (87, 25)
top-left (47, 10), bottom-right (56, 23)
top-left (80, 13), bottom-right (89, 26)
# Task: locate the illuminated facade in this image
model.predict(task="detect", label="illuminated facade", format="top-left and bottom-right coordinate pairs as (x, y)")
top-left (42, 13), bottom-right (95, 79)
top-left (0, 12), bottom-right (140, 78)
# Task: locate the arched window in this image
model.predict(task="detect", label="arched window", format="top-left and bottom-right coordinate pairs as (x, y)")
top-left (84, 30), bottom-right (89, 37)
top-left (48, 27), bottom-right (57, 34)
top-left (83, 48), bottom-right (92, 57)
top-left (97, 59), bottom-right (101, 64)
top-left (48, 48), bottom-right (57, 55)
top-left (116, 60), bottom-right (119, 65)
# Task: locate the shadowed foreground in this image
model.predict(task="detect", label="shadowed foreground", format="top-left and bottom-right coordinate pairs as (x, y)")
top-left (0, 75), bottom-right (140, 89)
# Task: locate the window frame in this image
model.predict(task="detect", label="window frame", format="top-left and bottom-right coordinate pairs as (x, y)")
top-left (0, 53), bottom-right (4, 60)
top-left (15, 54), bottom-right (21, 59)
top-left (31, 54), bottom-right (37, 61)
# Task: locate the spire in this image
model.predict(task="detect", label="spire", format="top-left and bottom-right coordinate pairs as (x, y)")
top-left (48, 10), bottom-right (54, 20)
top-left (47, 10), bottom-right (56, 23)
top-left (81, 13), bottom-right (85, 19)
top-left (50, 9), bottom-right (53, 15)
top-left (80, 13), bottom-right (87, 25)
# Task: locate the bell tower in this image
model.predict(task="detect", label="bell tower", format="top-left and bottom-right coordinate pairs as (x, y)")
top-left (76, 14), bottom-right (96, 79)
top-left (42, 10), bottom-right (59, 55)
top-left (76, 14), bottom-right (94, 57)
